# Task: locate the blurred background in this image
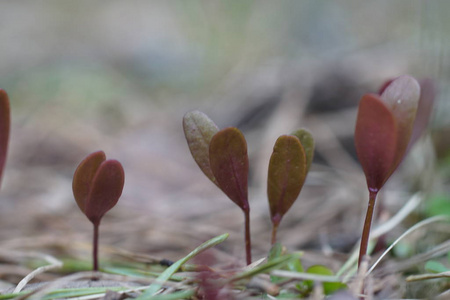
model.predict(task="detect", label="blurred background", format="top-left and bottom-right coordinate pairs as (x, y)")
top-left (0, 0), bottom-right (449, 290)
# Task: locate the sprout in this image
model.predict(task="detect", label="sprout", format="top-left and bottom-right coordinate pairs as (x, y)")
top-left (268, 129), bottom-right (314, 244)
top-left (354, 75), bottom-right (420, 266)
top-left (183, 111), bottom-right (252, 264)
top-left (72, 151), bottom-right (125, 271)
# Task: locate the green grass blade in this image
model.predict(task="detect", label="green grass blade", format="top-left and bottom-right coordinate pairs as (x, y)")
top-left (42, 287), bottom-right (126, 299)
top-left (148, 289), bottom-right (195, 299)
top-left (103, 267), bottom-right (183, 281)
top-left (230, 252), bottom-right (302, 282)
top-left (0, 291), bottom-right (29, 299)
top-left (137, 233), bottom-right (229, 299)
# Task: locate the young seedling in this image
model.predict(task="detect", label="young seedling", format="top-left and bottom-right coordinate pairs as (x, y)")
top-left (267, 129), bottom-right (314, 244)
top-left (183, 111), bottom-right (252, 265)
top-left (0, 90), bottom-right (10, 187)
top-left (354, 75), bottom-right (420, 266)
top-left (72, 151), bottom-right (125, 271)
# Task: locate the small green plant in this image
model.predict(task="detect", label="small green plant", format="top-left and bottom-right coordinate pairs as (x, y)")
top-left (183, 111), bottom-right (251, 264)
top-left (0, 89), bottom-right (10, 187)
top-left (72, 151), bottom-right (125, 271)
top-left (267, 129), bottom-right (314, 244)
top-left (354, 75), bottom-right (421, 266)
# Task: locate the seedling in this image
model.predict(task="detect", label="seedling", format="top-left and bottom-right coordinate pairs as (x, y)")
top-left (183, 111), bottom-right (252, 264)
top-left (267, 129), bottom-right (314, 244)
top-left (72, 151), bottom-right (125, 271)
top-left (0, 89), bottom-right (10, 187)
top-left (354, 75), bottom-right (420, 266)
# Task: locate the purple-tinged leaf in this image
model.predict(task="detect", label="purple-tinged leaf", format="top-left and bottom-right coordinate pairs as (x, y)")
top-left (354, 94), bottom-right (398, 191)
top-left (291, 129), bottom-right (314, 171)
top-left (183, 111), bottom-right (220, 186)
top-left (209, 127), bottom-right (249, 211)
top-left (378, 78), bottom-right (394, 95)
top-left (408, 78), bottom-right (435, 148)
top-left (268, 135), bottom-right (306, 227)
top-left (380, 75), bottom-right (420, 172)
top-left (85, 159), bottom-right (125, 225)
top-left (0, 90), bottom-right (10, 188)
top-left (72, 151), bottom-right (106, 212)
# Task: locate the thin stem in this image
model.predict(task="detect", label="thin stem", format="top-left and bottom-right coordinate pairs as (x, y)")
top-left (358, 190), bottom-right (378, 267)
top-left (244, 208), bottom-right (252, 265)
top-left (271, 223), bottom-right (279, 245)
top-left (93, 223), bottom-right (99, 272)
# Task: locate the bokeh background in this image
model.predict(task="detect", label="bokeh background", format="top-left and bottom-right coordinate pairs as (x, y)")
top-left (0, 1), bottom-right (449, 294)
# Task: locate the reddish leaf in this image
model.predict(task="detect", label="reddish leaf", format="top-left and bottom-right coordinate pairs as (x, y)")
top-left (85, 159), bottom-right (125, 225)
top-left (183, 111), bottom-right (219, 186)
top-left (0, 90), bottom-right (10, 188)
top-left (380, 75), bottom-right (420, 172)
top-left (408, 78), bottom-right (435, 148)
top-left (291, 129), bottom-right (314, 171)
top-left (378, 78), bottom-right (395, 95)
top-left (72, 151), bottom-right (106, 212)
top-left (267, 135), bottom-right (306, 226)
top-left (354, 94), bottom-right (398, 191)
top-left (209, 127), bottom-right (249, 211)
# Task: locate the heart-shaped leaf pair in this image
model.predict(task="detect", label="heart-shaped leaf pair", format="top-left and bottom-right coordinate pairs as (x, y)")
top-left (267, 129), bottom-right (314, 244)
top-left (183, 111), bottom-right (251, 264)
top-left (183, 111), bottom-right (249, 212)
top-left (0, 90), bottom-right (10, 188)
top-left (354, 75), bottom-right (420, 192)
top-left (73, 151), bottom-right (125, 226)
top-left (72, 151), bottom-right (125, 271)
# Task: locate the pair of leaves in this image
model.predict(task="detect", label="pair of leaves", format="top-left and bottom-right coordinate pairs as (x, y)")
top-left (184, 111), bottom-right (315, 245)
top-left (72, 151), bottom-right (125, 226)
top-left (267, 129), bottom-right (314, 227)
top-left (183, 111), bottom-right (249, 211)
top-left (0, 90), bottom-right (10, 188)
top-left (355, 75), bottom-right (422, 191)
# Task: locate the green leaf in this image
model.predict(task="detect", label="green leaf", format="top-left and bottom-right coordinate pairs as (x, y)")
top-left (183, 111), bottom-right (219, 186)
top-left (137, 233), bottom-right (229, 299)
top-left (425, 195), bottom-right (450, 217)
top-left (268, 242), bottom-right (284, 261)
top-left (268, 135), bottom-right (306, 226)
top-left (291, 129), bottom-right (314, 171)
top-left (268, 243), bottom-right (303, 283)
top-left (354, 94), bottom-right (398, 191)
top-left (305, 265), bottom-right (346, 295)
top-left (425, 260), bottom-right (449, 273)
top-left (0, 90), bottom-right (10, 188)
top-left (209, 127), bottom-right (249, 211)
top-left (287, 257), bottom-right (304, 273)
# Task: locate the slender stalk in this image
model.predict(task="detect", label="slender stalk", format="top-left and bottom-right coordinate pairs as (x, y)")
top-left (93, 223), bottom-right (99, 271)
top-left (271, 223), bottom-right (279, 245)
top-left (244, 208), bottom-right (252, 265)
top-left (358, 189), bottom-right (378, 267)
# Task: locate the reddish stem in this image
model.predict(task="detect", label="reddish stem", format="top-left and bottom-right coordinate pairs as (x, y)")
top-left (93, 222), bottom-right (99, 271)
top-left (243, 208), bottom-right (252, 265)
top-left (271, 222), bottom-right (279, 245)
top-left (358, 189), bottom-right (378, 267)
